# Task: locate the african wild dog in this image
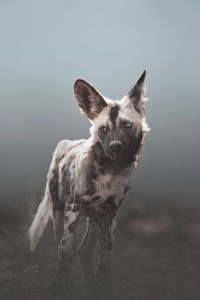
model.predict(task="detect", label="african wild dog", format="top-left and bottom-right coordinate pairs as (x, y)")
top-left (28, 71), bottom-right (149, 294)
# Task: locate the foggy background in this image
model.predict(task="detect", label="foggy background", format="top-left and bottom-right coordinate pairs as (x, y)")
top-left (1, 0), bottom-right (200, 215)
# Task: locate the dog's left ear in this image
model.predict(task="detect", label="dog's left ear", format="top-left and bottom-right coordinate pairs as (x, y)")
top-left (74, 79), bottom-right (108, 120)
top-left (127, 71), bottom-right (147, 114)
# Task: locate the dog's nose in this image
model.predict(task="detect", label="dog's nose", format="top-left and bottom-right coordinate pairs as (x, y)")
top-left (109, 141), bottom-right (122, 155)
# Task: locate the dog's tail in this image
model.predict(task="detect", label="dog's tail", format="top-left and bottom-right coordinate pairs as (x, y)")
top-left (28, 190), bottom-right (52, 252)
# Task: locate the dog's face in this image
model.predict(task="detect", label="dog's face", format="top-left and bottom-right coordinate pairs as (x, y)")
top-left (74, 72), bottom-right (149, 161)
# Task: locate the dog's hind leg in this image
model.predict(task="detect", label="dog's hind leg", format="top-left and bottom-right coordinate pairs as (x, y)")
top-left (53, 208), bottom-right (64, 254)
top-left (48, 168), bottom-right (64, 255)
top-left (77, 218), bottom-right (99, 290)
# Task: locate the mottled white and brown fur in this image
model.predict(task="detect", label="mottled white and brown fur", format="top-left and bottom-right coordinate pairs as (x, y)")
top-left (28, 71), bottom-right (150, 295)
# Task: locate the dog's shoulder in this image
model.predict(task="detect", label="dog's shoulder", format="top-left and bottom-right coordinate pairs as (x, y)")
top-left (55, 139), bottom-right (86, 157)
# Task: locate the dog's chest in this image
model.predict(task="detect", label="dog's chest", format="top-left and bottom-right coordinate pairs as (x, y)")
top-left (85, 173), bottom-right (128, 211)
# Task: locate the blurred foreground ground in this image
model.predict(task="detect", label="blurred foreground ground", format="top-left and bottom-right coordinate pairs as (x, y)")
top-left (1, 200), bottom-right (200, 300)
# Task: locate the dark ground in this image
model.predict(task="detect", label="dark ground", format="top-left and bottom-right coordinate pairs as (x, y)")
top-left (1, 200), bottom-right (200, 300)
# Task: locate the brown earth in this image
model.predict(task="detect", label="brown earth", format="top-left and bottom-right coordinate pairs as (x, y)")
top-left (1, 200), bottom-right (200, 300)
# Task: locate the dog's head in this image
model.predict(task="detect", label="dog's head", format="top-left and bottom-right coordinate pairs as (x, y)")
top-left (74, 72), bottom-right (149, 161)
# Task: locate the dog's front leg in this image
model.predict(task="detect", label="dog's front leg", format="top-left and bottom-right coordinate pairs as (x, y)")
top-left (78, 218), bottom-right (99, 291)
top-left (97, 216), bottom-right (117, 294)
top-left (54, 203), bottom-right (80, 291)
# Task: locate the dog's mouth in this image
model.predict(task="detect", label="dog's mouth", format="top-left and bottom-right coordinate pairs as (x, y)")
top-left (110, 152), bottom-right (121, 160)
top-left (107, 149), bottom-right (123, 160)
top-left (103, 149), bottom-right (120, 160)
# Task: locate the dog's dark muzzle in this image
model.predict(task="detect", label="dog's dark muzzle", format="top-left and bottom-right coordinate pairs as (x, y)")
top-left (109, 141), bottom-right (122, 156)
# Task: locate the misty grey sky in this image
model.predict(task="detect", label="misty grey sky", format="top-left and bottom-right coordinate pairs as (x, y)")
top-left (0, 0), bottom-right (200, 213)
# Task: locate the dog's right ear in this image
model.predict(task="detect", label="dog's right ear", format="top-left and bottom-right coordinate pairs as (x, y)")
top-left (74, 79), bottom-right (108, 120)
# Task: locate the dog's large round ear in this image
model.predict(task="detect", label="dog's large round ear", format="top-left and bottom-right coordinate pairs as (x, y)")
top-left (127, 71), bottom-right (148, 114)
top-left (74, 79), bottom-right (108, 120)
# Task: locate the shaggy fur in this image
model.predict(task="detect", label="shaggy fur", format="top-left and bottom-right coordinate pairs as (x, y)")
top-left (28, 71), bottom-right (150, 294)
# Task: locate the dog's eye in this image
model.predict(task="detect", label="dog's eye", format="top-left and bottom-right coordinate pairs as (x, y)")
top-left (99, 126), bottom-right (108, 133)
top-left (123, 122), bottom-right (132, 128)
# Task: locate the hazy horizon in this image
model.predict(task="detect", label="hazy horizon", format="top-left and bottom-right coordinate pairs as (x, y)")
top-left (1, 0), bottom-right (200, 214)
